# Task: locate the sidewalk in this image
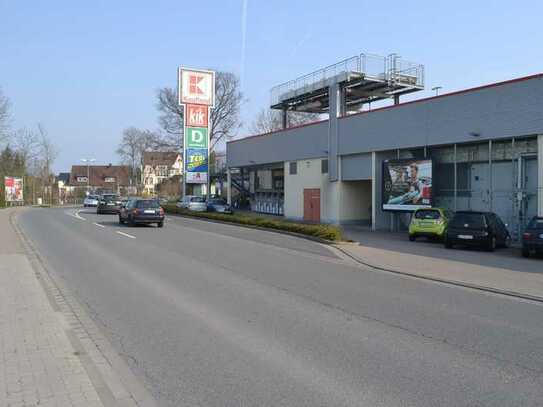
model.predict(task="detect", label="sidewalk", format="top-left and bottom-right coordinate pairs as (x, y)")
top-left (0, 208), bottom-right (155, 407)
top-left (339, 226), bottom-right (543, 301)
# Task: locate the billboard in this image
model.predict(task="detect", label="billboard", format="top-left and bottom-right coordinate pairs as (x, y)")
top-left (382, 159), bottom-right (432, 211)
top-left (185, 148), bottom-right (208, 184)
top-left (4, 177), bottom-right (24, 202)
top-left (178, 68), bottom-right (215, 107)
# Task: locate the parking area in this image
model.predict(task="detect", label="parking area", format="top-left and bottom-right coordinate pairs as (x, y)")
top-left (341, 225), bottom-right (543, 299)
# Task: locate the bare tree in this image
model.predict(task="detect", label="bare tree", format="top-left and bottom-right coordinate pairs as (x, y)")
top-left (12, 127), bottom-right (40, 170)
top-left (36, 124), bottom-right (58, 181)
top-left (0, 87), bottom-right (11, 145)
top-left (116, 127), bottom-right (160, 185)
top-left (250, 108), bottom-right (321, 135)
top-left (155, 71), bottom-right (243, 150)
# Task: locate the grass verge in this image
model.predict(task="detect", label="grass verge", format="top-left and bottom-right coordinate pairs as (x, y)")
top-left (162, 204), bottom-right (342, 242)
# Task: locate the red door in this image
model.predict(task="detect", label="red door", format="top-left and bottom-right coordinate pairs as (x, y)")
top-left (303, 188), bottom-right (321, 222)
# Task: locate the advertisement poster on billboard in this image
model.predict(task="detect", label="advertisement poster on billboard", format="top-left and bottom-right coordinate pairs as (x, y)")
top-left (185, 148), bottom-right (208, 184)
top-left (4, 176), bottom-right (24, 202)
top-left (382, 159), bottom-right (432, 211)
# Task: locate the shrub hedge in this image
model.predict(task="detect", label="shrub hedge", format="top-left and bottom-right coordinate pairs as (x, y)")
top-left (162, 204), bottom-right (342, 241)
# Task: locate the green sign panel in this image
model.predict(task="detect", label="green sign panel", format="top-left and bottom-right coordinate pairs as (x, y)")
top-left (185, 127), bottom-right (208, 149)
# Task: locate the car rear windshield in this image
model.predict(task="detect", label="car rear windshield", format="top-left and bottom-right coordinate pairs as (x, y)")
top-left (450, 213), bottom-right (485, 228)
top-left (527, 218), bottom-right (543, 229)
top-left (103, 195), bottom-right (119, 201)
top-left (190, 197), bottom-right (205, 203)
top-left (210, 199), bottom-right (226, 204)
top-left (414, 210), bottom-right (441, 220)
top-left (136, 200), bottom-right (160, 208)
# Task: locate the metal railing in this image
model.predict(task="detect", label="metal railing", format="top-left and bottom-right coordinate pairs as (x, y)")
top-left (270, 52), bottom-right (424, 106)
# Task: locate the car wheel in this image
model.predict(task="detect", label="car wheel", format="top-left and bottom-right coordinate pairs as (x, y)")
top-left (504, 236), bottom-right (511, 248)
top-left (522, 248), bottom-right (530, 258)
top-left (408, 234), bottom-right (416, 242)
top-left (128, 216), bottom-right (135, 227)
top-left (157, 221), bottom-right (164, 228)
top-left (119, 215), bottom-right (124, 225)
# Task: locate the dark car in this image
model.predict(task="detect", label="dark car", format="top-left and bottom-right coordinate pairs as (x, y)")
top-left (522, 216), bottom-right (543, 258)
top-left (97, 194), bottom-right (122, 214)
top-left (207, 198), bottom-right (233, 214)
top-left (444, 211), bottom-right (511, 251)
top-left (119, 198), bottom-right (164, 227)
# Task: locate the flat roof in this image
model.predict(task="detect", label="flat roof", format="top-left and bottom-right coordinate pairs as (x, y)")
top-left (229, 72), bottom-right (543, 145)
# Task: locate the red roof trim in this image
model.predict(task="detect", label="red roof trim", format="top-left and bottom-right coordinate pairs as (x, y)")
top-left (229, 73), bottom-right (543, 144)
top-left (341, 72), bottom-right (543, 120)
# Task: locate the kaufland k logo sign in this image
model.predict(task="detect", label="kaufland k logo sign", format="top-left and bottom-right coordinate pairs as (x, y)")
top-left (179, 68), bottom-right (215, 106)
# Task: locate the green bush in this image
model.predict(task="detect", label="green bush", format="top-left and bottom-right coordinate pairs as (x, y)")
top-left (162, 204), bottom-right (342, 241)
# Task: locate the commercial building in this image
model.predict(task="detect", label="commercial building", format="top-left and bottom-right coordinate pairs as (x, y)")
top-left (226, 53), bottom-right (543, 241)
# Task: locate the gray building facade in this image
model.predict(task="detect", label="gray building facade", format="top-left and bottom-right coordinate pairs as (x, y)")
top-left (227, 74), bottom-right (543, 239)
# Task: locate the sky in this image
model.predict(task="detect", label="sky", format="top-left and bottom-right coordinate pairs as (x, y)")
top-left (1, 0), bottom-right (543, 172)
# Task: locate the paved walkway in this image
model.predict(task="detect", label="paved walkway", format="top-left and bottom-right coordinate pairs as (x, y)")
top-left (339, 226), bottom-right (543, 300)
top-left (0, 208), bottom-right (155, 407)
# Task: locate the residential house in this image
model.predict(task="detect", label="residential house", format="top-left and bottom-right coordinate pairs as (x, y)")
top-left (70, 164), bottom-right (131, 195)
top-left (142, 152), bottom-right (182, 195)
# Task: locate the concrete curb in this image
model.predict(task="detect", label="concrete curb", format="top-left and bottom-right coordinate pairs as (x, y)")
top-left (333, 243), bottom-right (543, 304)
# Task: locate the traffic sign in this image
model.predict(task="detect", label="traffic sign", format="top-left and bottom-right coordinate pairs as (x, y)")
top-left (179, 68), bottom-right (215, 106)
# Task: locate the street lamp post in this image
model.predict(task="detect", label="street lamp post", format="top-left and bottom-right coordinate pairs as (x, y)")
top-left (81, 158), bottom-right (96, 195)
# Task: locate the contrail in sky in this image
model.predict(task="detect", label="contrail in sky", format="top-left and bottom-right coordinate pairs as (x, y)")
top-left (240, 0), bottom-right (249, 92)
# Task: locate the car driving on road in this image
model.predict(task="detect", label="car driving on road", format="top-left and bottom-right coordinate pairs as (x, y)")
top-left (408, 208), bottom-right (450, 241)
top-left (445, 211), bottom-right (511, 251)
top-left (522, 216), bottom-right (543, 258)
top-left (97, 194), bottom-right (122, 214)
top-left (83, 195), bottom-right (100, 207)
top-left (119, 198), bottom-right (165, 227)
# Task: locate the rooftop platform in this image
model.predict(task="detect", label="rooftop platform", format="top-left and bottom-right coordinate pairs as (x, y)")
top-left (270, 53), bottom-right (424, 113)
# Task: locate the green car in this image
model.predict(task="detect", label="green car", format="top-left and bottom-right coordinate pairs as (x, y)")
top-left (408, 208), bottom-right (452, 241)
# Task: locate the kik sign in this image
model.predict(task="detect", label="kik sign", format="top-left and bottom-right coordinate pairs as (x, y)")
top-left (186, 104), bottom-right (208, 127)
top-left (179, 69), bottom-right (215, 106)
top-left (185, 127), bottom-right (208, 149)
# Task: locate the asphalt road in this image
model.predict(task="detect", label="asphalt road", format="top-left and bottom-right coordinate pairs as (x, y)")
top-left (18, 207), bottom-right (543, 407)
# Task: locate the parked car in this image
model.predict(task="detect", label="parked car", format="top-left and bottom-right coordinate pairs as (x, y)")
top-left (408, 208), bottom-right (451, 241)
top-left (176, 195), bottom-right (196, 209)
top-left (187, 196), bottom-right (207, 212)
top-left (96, 194), bottom-right (122, 214)
top-left (207, 198), bottom-right (233, 214)
top-left (444, 211), bottom-right (511, 251)
top-left (522, 216), bottom-right (543, 258)
top-left (83, 195), bottom-right (100, 207)
top-left (119, 198), bottom-right (164, 227)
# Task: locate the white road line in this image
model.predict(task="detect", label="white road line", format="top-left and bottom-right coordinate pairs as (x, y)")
top-left (116, 231), bottom-right (136, 239)
top-left (66, 210), bottom-right (86, 221)
top-left (74, 210), bottom-right (86, 221)
top-left (93, 222), bottom-right (105, 228)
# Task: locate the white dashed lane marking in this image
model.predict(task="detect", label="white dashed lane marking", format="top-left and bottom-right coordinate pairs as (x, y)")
top-left (116, 231), bottom-right (136, 239)
top-left (93, 222), bottom-right (105, 228)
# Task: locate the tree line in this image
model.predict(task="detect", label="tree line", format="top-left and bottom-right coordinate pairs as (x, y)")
top-left (0, 87), bottom-right (58, 206)
top-left (117, 71), bottom-right (319, 186)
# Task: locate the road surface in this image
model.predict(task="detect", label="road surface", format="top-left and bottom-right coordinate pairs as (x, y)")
top-left (18, 207), bottom-right (543, 407)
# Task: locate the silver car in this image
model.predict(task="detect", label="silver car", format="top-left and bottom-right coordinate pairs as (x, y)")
top-left (83, 195), bottom-right (99, 207)
top-left (176, 195), bottom-right (196, 209)
top-left (187, 196), bottom-right (207, 212)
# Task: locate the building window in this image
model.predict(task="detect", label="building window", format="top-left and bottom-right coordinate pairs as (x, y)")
top-left (289, 161), bottom-right (297, 175)
top-left (321, 159), bottom-right (328, 174)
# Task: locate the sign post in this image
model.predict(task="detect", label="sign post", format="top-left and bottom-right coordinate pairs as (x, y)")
top-left (178, 68), bottom-right (215, 201)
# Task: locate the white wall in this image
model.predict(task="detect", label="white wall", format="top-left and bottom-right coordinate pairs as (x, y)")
top-left (284, 159), bottom-right (372, 224)
top-left (284, 158), bottom-right (329, 221)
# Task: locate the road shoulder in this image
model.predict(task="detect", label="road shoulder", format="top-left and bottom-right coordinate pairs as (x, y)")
top-left (1, 207), bottom-right (157, 407)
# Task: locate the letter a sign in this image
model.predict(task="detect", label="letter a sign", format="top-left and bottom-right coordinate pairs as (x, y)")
top-left (179, 68), bottom-right (215, 107)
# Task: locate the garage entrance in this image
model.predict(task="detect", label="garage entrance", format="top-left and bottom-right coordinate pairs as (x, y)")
top-left (303, 188), bottom-right (321, 222)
